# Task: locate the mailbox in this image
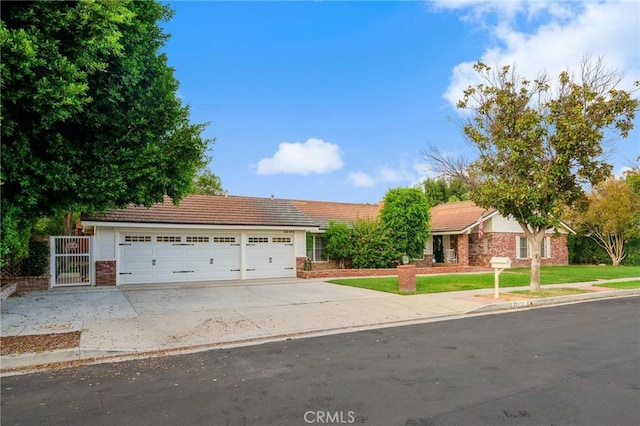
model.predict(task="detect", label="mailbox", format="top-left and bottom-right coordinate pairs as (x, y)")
top-left (490, 257), bottom-right (512, 269)
top-left (490, 257), bottom-right (511, 299)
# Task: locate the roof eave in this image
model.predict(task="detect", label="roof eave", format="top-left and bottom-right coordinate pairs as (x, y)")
top-left (81, 220), bottom-right (319, 231)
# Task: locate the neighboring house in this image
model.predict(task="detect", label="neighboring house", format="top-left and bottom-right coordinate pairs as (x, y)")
top-left (289, 199), bottom-right (380, 263)
top-left (81, 194), bottom-right (318, 285)
top-left (427, 200), bottom-right (573, 267)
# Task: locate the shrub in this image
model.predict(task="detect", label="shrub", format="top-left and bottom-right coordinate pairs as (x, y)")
top-left (349, 218), bottom-right (400, 268)
top-left (324, 221), bottom-right (352, 268)
top-left (21, 240), bottom-right (50, 276)
top-left (379, 187), bottom-right (430, 259)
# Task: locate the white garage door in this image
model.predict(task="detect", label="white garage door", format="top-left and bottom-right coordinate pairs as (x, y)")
top-left (245, 235), bottom-right (295, 279)
top-left (118, 233), bottom-right (241, 284)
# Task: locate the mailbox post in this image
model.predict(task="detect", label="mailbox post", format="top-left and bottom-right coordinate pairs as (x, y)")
top-left (489, 257), bottom-right (512, 299)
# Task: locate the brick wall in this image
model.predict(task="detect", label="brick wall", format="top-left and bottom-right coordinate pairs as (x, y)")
top-left (413, 254), bottom-right (433, 267)
top-left (469, 232), bottom-right (568, 267)
top-left (296, 257), bottom-right (307, 271)
top-left (398, 264), bottom-right (416, 292)
top-left (1, 276), bottom-right (50, 292)
top-left (457, 234), bottom-right (469, 266)
top-left (310, 259), bottom-right (342, 270)
top-left (549, 234), bottom-right (569, 266)
top-left (95, 260), bottom-right (116, 286)
top-left (469, 233), bottom-right (493, 266)
top-left (298, 265), bottom-right (491, 279)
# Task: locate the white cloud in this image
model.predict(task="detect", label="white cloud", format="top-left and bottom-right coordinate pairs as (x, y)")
top-left (439, 0), bottom-right (640, 108)
top-left (255, 138), bottom-right (344, 175)
top-left (614, 166), bottom-right (632, 179)
top-left (348, 164), bottom-right (423, 188)
top-left (348, 172), bottom-right (377, 187)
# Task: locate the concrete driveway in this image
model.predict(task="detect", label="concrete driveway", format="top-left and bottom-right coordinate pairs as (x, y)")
top-left (1, 279), bottom-right (387, 336)
top-left (3, 277), bottom-right (636, 371)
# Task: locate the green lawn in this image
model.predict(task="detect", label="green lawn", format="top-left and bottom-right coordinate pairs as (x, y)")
top-left (598, 280), bottom-right (640, 289)
top-left (327, 265), bottom-right (640, 295)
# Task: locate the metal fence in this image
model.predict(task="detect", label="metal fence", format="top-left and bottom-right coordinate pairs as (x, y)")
top-left (50, 236), bottom-right (93, 287)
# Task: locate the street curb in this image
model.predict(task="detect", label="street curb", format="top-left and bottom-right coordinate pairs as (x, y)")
top-left (466, 288), bottom-right (640, 314)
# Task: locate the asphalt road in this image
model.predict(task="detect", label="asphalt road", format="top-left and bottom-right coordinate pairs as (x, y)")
top-left (2, 296), bottom-right (639, 426)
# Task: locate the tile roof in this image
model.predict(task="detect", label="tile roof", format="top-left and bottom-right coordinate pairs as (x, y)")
top-left (82, 195), bottom-right (505, 234)
top-left (430, 200), bottom-right (496, 233)
top-left (289, 199), bottom-right (381, 229)
top-left (82, 194), bottom-right (319, 228)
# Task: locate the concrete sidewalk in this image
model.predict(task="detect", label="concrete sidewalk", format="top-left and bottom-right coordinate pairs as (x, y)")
top-left (1, 278), bottom-right (639, 372)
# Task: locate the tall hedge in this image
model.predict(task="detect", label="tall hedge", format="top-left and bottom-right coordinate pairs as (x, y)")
top-left (569, 234), bottom-right (640, 266)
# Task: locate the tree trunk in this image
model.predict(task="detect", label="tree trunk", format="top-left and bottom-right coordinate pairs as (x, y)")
top-left (529, 237), bottom-right (542, 292)
top-left (588, 228), bottom-right (625, 267)
top-left (519, 223), bottom-right (546, 292)
top-left (62, 212), bottom-right (74, 235)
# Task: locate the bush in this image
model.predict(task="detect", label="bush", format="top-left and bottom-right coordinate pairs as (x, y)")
top-left (349, 218), bottom-right (400, 269)
top-left (21, 240), bottom-right (50, 276)
top-left (622, 237), bottom-right (640, 266)
top-left (324, 221), bottom-right (352, 269)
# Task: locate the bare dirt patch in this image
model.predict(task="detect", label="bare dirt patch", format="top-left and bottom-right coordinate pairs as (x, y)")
top-left (476, 293), bottom-right (532, 301)
top-left (1, 331), bottom-right (80, 356)
top-left (476, 287), bottom-right (592, 301)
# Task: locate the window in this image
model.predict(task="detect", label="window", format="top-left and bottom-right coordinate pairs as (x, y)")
top-left (517, 237), bottom-right (528, 259)
top-left (272, 237), bottom-right (292, 243)
top-left (248, 237), bottom-right (269, 243)
top-left (157, 236), bottom-right (181, 243)
top-left (307, 235), bottom-right (327, 262)
top-left (516, 236), bottom-right (550, 259)
top-left (186, 236), bottom-right (209, 243)
top-left (213, 236), bottom-right (236, 243)
top-left (124, 235), bottom-right (151, 242)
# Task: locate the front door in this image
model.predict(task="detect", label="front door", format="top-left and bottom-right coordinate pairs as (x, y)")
top-left (433, 235), bottom-right (444, 263)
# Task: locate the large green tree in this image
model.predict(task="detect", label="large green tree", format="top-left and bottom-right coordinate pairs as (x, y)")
top-left (379, 187), bottom-right (430, 260)
top-left (456, 58), bottom-right (638, 290)
top-left (625, 161), bottom-right (640, 195)
top-left (570, 177), bottom-right (640, 266)
top-left (190, 167), bottom-right (224, 196)
top-left (420, 177), bottom-right (468, 207)
top-left (1, 1), bottom-right (210, 264)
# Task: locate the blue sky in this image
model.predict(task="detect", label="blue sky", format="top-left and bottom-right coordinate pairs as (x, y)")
top-left (162, 0), bottom-right (640, 203)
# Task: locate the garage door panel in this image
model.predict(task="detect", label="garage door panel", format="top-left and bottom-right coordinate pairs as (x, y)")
top-left (184, 246), bottom-right (213, 269)
top-left (212, 241), bottom-right (241, 280)
top-left (245, 236), bottom-right (295, 279)
top-left (184, 246), bottom-right (215, 281)
top-left (119, 245), bottom-right (154, 284)
top-left (155, 246), bottom-right (184, 264)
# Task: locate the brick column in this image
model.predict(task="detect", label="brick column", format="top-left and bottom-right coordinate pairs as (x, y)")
top-left (458, 233), bottom-right (469, 266)
top-left (398, 264), bottom-right (416, 293)
top-left (95, 260), bottom-right (116, 286)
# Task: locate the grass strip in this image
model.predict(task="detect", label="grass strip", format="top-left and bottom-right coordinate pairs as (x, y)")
top-left (597, 281), bottom-right (640, 290)
top-left (328, 265), bottom-right (640, 295)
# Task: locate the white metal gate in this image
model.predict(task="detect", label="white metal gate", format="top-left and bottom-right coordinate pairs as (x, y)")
top-left (50, 236), bottom-right (93, 287)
